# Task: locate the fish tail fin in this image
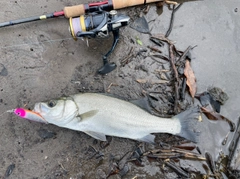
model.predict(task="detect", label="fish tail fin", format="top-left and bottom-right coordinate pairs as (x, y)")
top-left (174, 106), bottom-right (201, 143)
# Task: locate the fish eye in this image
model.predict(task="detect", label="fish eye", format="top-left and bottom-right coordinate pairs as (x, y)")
top-left (47, 100), bottom-right (56, 108)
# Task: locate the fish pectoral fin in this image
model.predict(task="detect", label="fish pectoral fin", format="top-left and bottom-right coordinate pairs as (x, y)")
top-left (84, 131), bottom-right (107, 141)
top-left (78, 110), bottom-right (98, 120)
top-left (138, 134), bottom-right (155, 144)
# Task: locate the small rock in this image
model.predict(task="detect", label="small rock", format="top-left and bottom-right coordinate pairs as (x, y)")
top-left (4, 164), bottom-right (15, 178)
top-left (37, 128), bottom-right (56, 139)
top-left (139, 64), bottom-right (148, 72)
top-left (71, 172), bottom-right (85, 179)
top-left (0, 63), bottom-right (8, 76)
top-left (119, 73), bottom-right (125, 78)
top-left (208, 87), bottom-right (229, 105)
top-left (96, 169), bottom-right (107, 179)
top-left (160, 73), bottom-right (168, 80)
top-left (119, 165), bottom-right (129, 177)
top-left (177, 65), bottom-right (185, 75)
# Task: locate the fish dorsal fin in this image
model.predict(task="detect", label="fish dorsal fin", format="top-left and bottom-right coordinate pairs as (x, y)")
top-left (84, 131), bottom-right (107, 141)
top-left (78, 110), bottom-right (98, 120)
top-left (130, 96), bottom-right (152, 113)
top-left (100, 93), bottom-right (151, 113)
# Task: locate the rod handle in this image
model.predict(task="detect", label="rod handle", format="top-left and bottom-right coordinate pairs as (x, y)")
top-left (64, 5), bottom-right (85, 18)
top-left (64, 0), bottom-right (162, 18)
top-left (113, 0), bottom-right (160, 9)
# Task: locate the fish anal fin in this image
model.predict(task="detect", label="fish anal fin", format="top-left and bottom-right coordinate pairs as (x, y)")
top-left (139, 134), bottom-right (155, 144)
top-left (84, 131), bottom-right (107, 141)
top-left (78, 110), bottom-right (98, 120)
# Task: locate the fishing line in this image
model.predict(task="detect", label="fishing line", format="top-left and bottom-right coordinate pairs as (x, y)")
top-left (0, 37), bottom-right (73, 49)
top-left (0, 109), bottom-right (14, 117)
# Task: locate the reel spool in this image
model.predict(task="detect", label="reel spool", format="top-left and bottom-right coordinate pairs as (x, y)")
top-left (69, 12), bottom-right (108, 40)
top-left (69, 10), bottom-right (130, 74)
top-left (69, 10), bottom-right (129, 39)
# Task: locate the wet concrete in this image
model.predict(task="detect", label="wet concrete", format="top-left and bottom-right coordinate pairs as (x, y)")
top-left (0, 0), bottom-right (239, 178)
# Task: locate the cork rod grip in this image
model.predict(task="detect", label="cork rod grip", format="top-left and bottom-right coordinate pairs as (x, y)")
top-left (64, 4), bottom-right (85, 18)
top-left (112, 0), bottom-right (161, 9)
top-left (64, 0), bottom-right (162, 18)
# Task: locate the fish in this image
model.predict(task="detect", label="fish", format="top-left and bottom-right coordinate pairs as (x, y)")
top-left (16, 93), bottom-right (201, 143)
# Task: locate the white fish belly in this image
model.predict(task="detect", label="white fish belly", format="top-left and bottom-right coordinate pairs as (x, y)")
top-left (71, 93), bottom-right (181, 140)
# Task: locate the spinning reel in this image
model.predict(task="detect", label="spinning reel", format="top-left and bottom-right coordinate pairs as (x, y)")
top-left (69, 9), bottom-right (130, 74)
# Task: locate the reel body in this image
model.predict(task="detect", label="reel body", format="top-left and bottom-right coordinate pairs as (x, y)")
top-left (69, 10), bottom-right (130, 74)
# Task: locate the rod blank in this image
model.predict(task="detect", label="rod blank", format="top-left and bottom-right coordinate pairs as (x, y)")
top-left (0, 11), bottom-right (64, 28)
top-left (0, 0), bottom-right (163, 28)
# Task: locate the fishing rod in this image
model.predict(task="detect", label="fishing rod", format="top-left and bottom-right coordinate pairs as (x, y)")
top-left (0, 0), bottom-right (165, 74)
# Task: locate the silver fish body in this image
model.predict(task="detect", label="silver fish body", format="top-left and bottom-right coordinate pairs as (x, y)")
top-left (33, 93), bottom-right (200, 143)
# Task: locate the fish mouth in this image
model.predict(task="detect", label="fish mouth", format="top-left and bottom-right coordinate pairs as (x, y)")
top-left (31, 103), bottom-right (48, 124)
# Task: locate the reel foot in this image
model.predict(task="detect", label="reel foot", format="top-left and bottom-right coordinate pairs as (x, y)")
top-left (98, 63), bottom-right (116, 74)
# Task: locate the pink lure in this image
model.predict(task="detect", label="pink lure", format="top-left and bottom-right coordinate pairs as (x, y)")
top-left (14, 108), bottom-right (48, 124)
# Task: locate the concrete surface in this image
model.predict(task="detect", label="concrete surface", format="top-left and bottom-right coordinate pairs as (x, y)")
top-left (0, 0), bottom-right (239, 178)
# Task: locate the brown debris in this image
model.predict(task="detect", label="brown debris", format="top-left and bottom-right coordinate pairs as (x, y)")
top-left (184, 60), bottom-right (197, 98)
top-left (205, 152), bottom-right (216, 174)
top-left (151, 54), bottom-right (169, 61)
top-left (165, 3), bottom-right (183, 37)
top-left (169, 44), bottom-right (180, 114)
top-left (106, 83), bottom-right (118, 93)
top-left (150, 34), bottom-right (174, 45)
top-left (176, 46), bottom-right (193, 65)
top-left (150, 35), bottom-right (196, 114)
top-left (143, 5), bottom-right (150, 14)
top-left (147, 45), bottom-right (162, 53)
top-left (165, 0), bottom-right (178, 5)
top-left (201, 106), bottom-right (235, 132)
top-left (228, 117), bottom-right (240, 168)
top-left (143, 148), bottom-right (206, 160)
top-left (164, 160), bottom-right (189, 178)
top-left (121, 47), bottom-right (135, 66)
top-left (136, 79), bottom-right (169, 84)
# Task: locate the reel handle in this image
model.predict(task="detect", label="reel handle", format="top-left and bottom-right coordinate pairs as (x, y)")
top-left (64, 0), bottom-right (162, 18)
top-left (98, 29), bottom-right (119, 74)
